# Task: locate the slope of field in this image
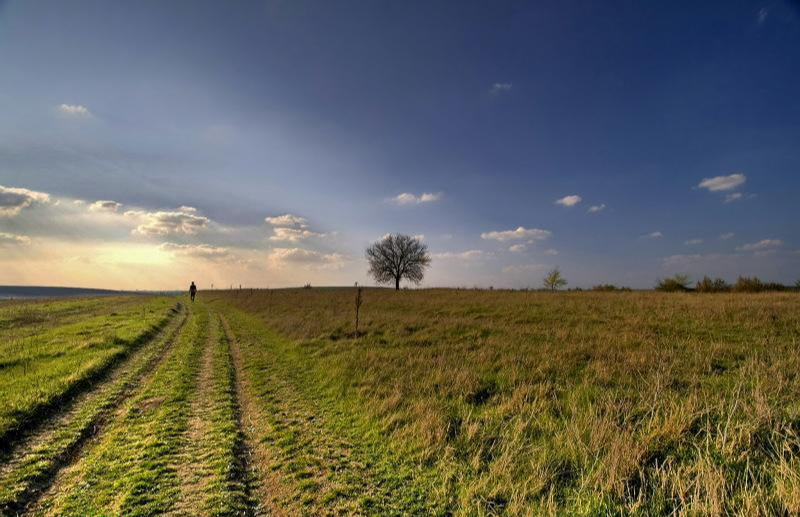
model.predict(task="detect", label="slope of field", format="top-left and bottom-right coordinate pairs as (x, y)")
top-left (0, 296), bottom-right (176, 448)
top-left (213, 288), bottom-right (800, 516)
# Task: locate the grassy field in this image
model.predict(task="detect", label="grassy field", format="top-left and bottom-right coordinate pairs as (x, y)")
top-left (0, 289), bottom-right (798, 516)
top-left (0, 296), bottom-right (175, 448)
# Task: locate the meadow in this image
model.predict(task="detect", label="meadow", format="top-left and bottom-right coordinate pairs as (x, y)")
top-left (0, 289), bottom-right (798, 516)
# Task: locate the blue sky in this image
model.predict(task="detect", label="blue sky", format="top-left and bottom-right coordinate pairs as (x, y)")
top-left (1, 0), bottom-right (798, 289)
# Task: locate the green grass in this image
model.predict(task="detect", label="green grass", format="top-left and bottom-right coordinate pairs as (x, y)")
top-left (37, 302), bottom-right (207, 516)
top-left (0, 302), bottom-right (187, 514)
top-left (217, 304), bottom-right (445, 516)
top-left (30, 301), bottom-right (254, 517)
top-left (0, 296), bottom-right (175, 446)
top-left (212, 288), bottom-right (800, 516)
top-left (2, 289), bottom-right (798, 516)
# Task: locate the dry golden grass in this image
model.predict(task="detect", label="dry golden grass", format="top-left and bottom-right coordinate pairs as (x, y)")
top-left (215, 288), bottom-right (800, 515)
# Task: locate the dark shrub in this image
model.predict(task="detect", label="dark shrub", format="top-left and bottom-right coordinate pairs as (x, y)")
top-left (732, 276), bottom-right (787, 293)
top-left (592, 284), bottom-right (632, 292)
top-left (656, 275), bottom-right (692, 292)
top-left (695, 276), bottom-right (731, 293)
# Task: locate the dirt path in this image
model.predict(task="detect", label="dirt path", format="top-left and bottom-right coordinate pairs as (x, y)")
top-left (221, 313), bottom-right (287, 517)
top-left (218, 308), bottom-right (441, 516)
top-left (166, 309), bottom-right (219, 516)
top-left (0, 303), bottom-right (189, 515)
top-left (27, 302), bottom-right (205, 516)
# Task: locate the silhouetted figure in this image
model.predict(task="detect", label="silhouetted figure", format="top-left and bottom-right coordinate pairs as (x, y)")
top-left (190, 281), bottom-right (197, 302)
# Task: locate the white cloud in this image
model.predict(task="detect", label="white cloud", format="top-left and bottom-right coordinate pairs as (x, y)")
top-left (587, 204), bottom-right (606, 213)
top-left (269, 227), bottom-right (325, 242)
top-left (509, 244), bottom-right (527, 253)
top-left (433, 250), bottom-right (485, 260)
top-left (490, 82), bottom-right (513, 94)
top-left (720, 232), bottom-right (735, 240)
top-left (388, 192), bottom-right (442, 205)
top-left (555, 195), bottom-right (582, 207)
top-left (481, 227), bottom-right (552, 242)
top-left (88, 200), bottom-right (123, 213)
top-left (58, 103), bottom-right (91, 117)
top-left (697, 173), bottom-right (746, 192)
top-left (0, 185), bottom-right (51, 216)
top-left (543, 249), bottom-right (559, 256)
top-left (268, 247), bottom-right (347, 270)
top-left (125, 207), bottom-right (210, 235)
top-left (641, 231), bottom-right (663, 239)
top-left (159, 242), bottom-right (230, 261)
top-left (736, 239), bottom-right (783, 252)
top-left (265, 214), bottom-right (308, 228)
top-left (0, 232), bottom-right (31, 245)
top-left (684, 239), bottom-right (703, 245)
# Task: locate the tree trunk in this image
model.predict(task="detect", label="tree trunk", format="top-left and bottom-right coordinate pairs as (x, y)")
top-left (395, 277), bottom-right (400, 290)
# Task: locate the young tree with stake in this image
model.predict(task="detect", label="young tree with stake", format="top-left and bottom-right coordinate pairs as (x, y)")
top-left (543, 267), bottom-right (568, 291)
top-left (365, 233), bottom-right (431, 290)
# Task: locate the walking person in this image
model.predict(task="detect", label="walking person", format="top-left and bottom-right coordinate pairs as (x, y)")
top-left (190, 281), bottom-right (197, 302)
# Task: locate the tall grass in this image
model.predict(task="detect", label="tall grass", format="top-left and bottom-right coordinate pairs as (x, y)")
top-left (215, 288), bottom-right (800, 515)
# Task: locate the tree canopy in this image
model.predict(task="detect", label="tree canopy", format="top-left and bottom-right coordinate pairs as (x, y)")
top-left (366, 234), bottom-right (431, 290)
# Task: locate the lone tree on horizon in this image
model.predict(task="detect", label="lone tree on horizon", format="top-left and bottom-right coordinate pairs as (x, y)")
top-left (543, 267), bottom-right (568, 291)
top-left (366, 233), bottom-right (431, 290)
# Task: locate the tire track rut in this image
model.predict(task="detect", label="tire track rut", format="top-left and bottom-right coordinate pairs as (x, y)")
top-left (0, 303), bottom-right (190, 515)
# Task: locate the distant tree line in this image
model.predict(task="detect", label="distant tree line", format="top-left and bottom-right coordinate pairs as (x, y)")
top-left (656, 274), bottom-right (798, 293)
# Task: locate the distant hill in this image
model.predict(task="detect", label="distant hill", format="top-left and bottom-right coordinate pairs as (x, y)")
top-left (0, 286), bottom-right (172, 299)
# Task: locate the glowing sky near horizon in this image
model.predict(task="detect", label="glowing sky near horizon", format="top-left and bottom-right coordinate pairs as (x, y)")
top-left (1, 0), bottom-right (799, 290)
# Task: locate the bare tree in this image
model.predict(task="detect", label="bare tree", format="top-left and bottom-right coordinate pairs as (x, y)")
top-left (542, 267), bottom-right (568, 291)
top-left (366, 233), bottom-right (431, 290)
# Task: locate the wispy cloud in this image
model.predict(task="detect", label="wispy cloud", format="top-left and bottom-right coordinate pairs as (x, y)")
top-left (159, 242), bottom-right (231, 261)
top-left (543, 248), bottom-right (559, 255)
top-left (265, 214), bottom-right (326, 241)
top-left (736, 239), bottom-right (783, 252)
top-left (269, 227), bottom-right (325, 242)
top-left (720, 232), bottom-right (735, 240)
top-left (0, 185), bottom-right (51, 216)
top-left (684, 239), bottom-right (703, 245)
top-left (697, 173), bottom-right (746, 192)
top-left (265, 214), bottom-right (308, 228)
top-left (490, 82), bottom-right (513, 94)
top-left (641, 231), bottom-right (663, 239)
top-left (268, 247), bottom-right (347, 270)
top-left (125, 206), bottom-right (210, 236)
top-left (433, 250), bottom-right (485, 260)
top-left (388, 192), bottom-right (442, 205)
top-left (587, 203), bottom-right (606, 213)
top-left (502, 263), bottom-right (547, 274)
top-left (481, 227), bottom-right (552, 242)
top-left (508, 243), bottom-right (527, 253)
top-left (88, 200), bottom-right (123, 213)
top-left (57, 103), bottom-right (92, 117)
top-left (724, 192), bottom-right (743, 203)
top-left (0, 232), bottom-right (31, 245)
top-left (555, 195), bottom-right (582, 207)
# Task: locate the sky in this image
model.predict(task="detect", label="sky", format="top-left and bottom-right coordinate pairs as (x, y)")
top-left (1, 0), bottom-right (799, 290)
